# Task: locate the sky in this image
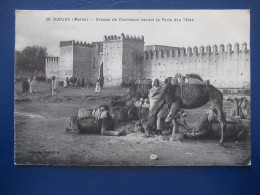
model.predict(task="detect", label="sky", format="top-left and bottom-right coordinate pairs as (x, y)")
top-left (15, 10), bottom-right (250, 56)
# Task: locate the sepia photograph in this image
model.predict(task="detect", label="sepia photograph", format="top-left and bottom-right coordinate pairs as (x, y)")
top-left (14, 10), bottom-right (250, 166)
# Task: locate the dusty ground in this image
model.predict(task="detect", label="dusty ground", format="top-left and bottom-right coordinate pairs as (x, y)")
top-left (14, 82), bottom-right (251, 166)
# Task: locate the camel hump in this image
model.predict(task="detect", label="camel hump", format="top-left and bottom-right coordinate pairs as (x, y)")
top-left (186, 74), bottom-right (203, 81)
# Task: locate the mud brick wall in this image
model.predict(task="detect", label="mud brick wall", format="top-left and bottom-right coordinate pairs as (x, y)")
top-left (47, 38), bottom-right (250, 88)
top-left (122, 36), bottom-right (144, 83)
top-left (143, 43), bottom-right (250, 88)
top-left (73, 46), bottom-right (92, 79)
top-left (90, 42), bottom-right (103, 84)
top-left (45, 56), bottom-right (60, 79)
top-left (103, 36), bottom-right (123, 87)
top-left (58, 44), bottom-right (74, 80)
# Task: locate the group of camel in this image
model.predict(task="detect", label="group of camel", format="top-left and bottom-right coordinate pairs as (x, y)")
top-left (66, 74), bottom-right (250, 146)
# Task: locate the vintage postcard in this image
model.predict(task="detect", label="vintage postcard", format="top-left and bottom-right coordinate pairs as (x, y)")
top-left (15, 10), bottom-right (250, 166)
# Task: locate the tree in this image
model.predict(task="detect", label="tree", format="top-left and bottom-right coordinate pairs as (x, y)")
top-left (15, 45), bottom-right (47, 77)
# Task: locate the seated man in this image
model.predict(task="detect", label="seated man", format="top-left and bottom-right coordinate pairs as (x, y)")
top-left (188, 107), bottom-right (250, 140)
top-left (66, 106), bottom-right (124, 136)
top-left (229, 97), bottom-right (241, 117)
top-left (160, 109), bottom-right (190, 136)
top-left (240, 97), bottom-right (251, 119)
top-left (228, 97), bottom-right (251, 120)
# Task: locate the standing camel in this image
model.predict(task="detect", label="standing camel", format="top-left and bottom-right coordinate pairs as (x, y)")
top-left (145, 75), bottom-right (227, 146)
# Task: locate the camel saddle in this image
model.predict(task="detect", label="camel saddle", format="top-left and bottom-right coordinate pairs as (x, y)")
top-left (177, 75), bottom-right (209, 100)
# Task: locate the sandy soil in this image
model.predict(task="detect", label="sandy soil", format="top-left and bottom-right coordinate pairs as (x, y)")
top-left (14, 82), bottom-right (251, 166)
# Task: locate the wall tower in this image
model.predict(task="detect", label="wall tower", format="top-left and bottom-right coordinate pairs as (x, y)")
top-left (102, 33), bottom-right (144, 86)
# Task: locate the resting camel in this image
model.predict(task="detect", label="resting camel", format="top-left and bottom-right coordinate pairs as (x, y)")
top-left (145, 74), bottom-right (227, 146)
top-left (66, 106), bottom-right (124, 136)
top-left (187, 110), bottom-right (250, 140)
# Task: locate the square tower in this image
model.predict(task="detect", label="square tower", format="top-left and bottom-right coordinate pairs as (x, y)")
top-left (102, 33), bottom-right (144, 87)
top-left (59, 40), bottom-right (93, 80)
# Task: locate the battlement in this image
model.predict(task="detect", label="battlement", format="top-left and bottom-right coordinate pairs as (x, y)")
top-left (59, 40), bottom-right (93, 47)
top-left (144, 42), bottom-right (249, 60)
top-left (92, 41), bottom-right (103, 52)
top-left (103, 33), bottom-right (144, 42)
top-left (46, 56), bottom-right (59, 62)
top-left (92, 41), bottom-right (103, 46)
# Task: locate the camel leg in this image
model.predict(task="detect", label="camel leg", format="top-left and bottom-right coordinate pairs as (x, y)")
top-left (171, 118), bottom-right (177, 138)
top-left (215, 106), bottom-right (226, 146)
top-left (165, 102), bottom-right (180, 123)
top-left (101, 123), bottom-right (121, 136)
top-left (101, 130), bottom-right (120, 136)
top-left (237, 129), bottom-right (245, 139)
top-left (100, 118), bottom-right (124, 136)
top-left (182, 118), bottom-right (191, 130)
top-left (165, 102), bottom-right (180, 140)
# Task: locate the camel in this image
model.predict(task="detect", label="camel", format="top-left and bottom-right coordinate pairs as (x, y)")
top-left (126, 80), bottom-right (152, 99)
top-left (145, 74), bottom-right (227, 146)
top-left (66, 106), bottom-right (125, 136)
top-left (187, 112), bottom-right (250, 140)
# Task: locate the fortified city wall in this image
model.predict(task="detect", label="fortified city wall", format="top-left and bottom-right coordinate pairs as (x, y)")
top-left (102, 33), bottom-right (145, 86)
top-left (91, 42), bottom-right (103, 84)
top-left (121, 34), bottom-right (144, 84)
top-left (46, 34), bottom-right (250, 89)
top-left (46, 40), bottom-right (102, 82)
top-left (143, 43), bottom-right (250, 88)
top-left (45, 56), bottom-right (60, 79)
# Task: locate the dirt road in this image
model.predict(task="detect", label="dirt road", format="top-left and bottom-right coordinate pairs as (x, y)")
top-left (14, 82), bottom-right (251, 166)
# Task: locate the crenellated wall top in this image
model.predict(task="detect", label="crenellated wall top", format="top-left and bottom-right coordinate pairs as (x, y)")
top-left (144, 42), bottom-right (249, 60)
top-left (103, 33), bottom-right (144, 42)
top-left (46, 56), bottom-right (60, 62)
top-left (59, 40), bottom-right (93, 47)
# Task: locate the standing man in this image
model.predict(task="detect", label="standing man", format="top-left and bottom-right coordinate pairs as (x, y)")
top-left (51, 76), bottom-right (58, 95)
top-left (148, 79), bottom-right (168, 134)
top-left (22, 77), bottom-right (30, 94)
top-left (95, 77), bottom-right (101, 93)
top-left (30, 77), bottom-right (37, 94)
top-left (81, 77), bottom-right (85, 87)
top-left (66, 77), bottom-right (70, 87)
top-left (85, 78), bottom-right (90, 89)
